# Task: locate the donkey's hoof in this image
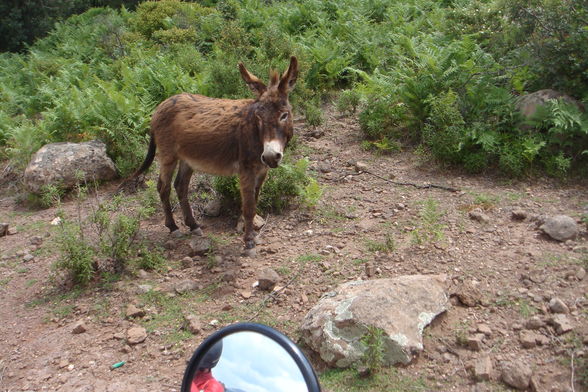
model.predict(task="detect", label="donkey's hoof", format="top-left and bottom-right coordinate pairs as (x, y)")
top-left (242, 247), bottom-right (257, 258)
top-left (190, 227), bottom-right (203, 236)
top-left (170, 230), bottom-right (184, 239)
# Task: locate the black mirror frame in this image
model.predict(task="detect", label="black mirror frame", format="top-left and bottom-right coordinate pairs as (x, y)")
top-left (181, 322), bottom-right (321, 392)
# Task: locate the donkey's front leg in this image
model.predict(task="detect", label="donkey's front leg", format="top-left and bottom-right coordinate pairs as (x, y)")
top-left (239, 171), bottom-right (258, 249)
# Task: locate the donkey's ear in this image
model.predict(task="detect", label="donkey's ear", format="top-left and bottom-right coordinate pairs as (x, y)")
top-left (239, 62), bottom-right (266, 98)
top-left (278, 56), bottom-right (299, 94)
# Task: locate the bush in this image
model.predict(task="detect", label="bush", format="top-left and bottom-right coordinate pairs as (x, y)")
top-left (213, 157), bottom-right (321, 214)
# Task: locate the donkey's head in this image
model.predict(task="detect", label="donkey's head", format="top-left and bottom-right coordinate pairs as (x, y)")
top-left (239, 56), bottom-right (299, 168)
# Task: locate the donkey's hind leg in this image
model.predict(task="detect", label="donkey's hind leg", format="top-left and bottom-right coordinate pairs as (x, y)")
top-left (174, 161), bottom-right (202, 235)
top-left (158, 159), bottom-right (179, 233)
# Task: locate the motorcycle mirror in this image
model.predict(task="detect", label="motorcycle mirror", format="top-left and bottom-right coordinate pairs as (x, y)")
top-left (181, 322), bottom-right (321, 392)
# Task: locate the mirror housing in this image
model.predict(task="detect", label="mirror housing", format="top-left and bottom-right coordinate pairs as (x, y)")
top-left (181, 322), bottom-right (321, 392)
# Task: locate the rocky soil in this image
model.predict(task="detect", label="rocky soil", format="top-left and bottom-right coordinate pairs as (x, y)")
top-left (1, 109), bottom-right (587, 391)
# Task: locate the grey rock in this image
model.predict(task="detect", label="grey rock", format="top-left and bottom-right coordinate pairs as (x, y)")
top-left (548, 297), bottom-right (569, 314)
top-left (175, 280), bottom-right (200, 294)
top-left (519, 330), bottom-right (539, 349)
top-left (300, 275), bottom-right (448, 367)
top-left (71, 320), bottom-right (87, 334)
top-left (183, 313), bottom-right (202, 335)
top-left (258, 268), bottom-right (280, 291)
top-left (189, 237), bottom-right (212, 257)
top-left (354, 161), bottom-right (369, 172)
top-left (23, 254), bottom-right (34, 262)
top-left (516, 89), bottom-right (584, 119)
top-left (500, 360), bottom-right (532, 390)
top-left (549, 314), bottom-right (573, 335)
top-left (576, 267), bottom-right (586, 280)
top-left (525, 316), bottom-right (545, 330)
top-left (30, 236), bottom-right (44, 246)
top-left (473, 356), bottom-right (493, 381)
top-left (0, 223), bottom-right (8, 237)
top-left (540, 215), bottom-right (579, 241)
top-left (203, 199), bottom-right (222, 217)
top-left (469, 209), bottom-right (490, 224)
top-left (136, 284), bottom-right (153, 294)
top-left (24, 140), bottom-right (117, 194)
top-left (126, 326), bottom-right (147, 345)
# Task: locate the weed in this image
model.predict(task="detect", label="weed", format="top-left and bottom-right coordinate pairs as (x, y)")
top-left (360, 326), bottom-right (386, 375)
top-left (411, 198), bottom-right (446, 245)
top-left (518, 300), bottom-right (538, 318)
top-left (25, 279), bottom-right (37, 288)
top-left (52, 304), bottom-right (75, 319)
top-left (470, 192), bottom-right (500, 210)
top-left (320, 367), bottom-right (428, 392)
top-left (295, 254), bottom-right (324, 263)
top-left (365, 233), bottom-right (396, 253)
top-left (337, 89), bottom-right (362, 115)
top-left (454, 321), bottom-right (470, 347)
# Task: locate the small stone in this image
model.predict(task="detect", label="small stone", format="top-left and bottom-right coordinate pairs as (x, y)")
top-left (175, 280), bottom-right (199, 294)
top-left (501, 360), bottom-right (532, 390)
top-left (467, 334), bottom-right (485, 351)
top-left (511, 209), bottom-right (528, 221)
top-left (72, 320), bottom-right (87, 334)
top-left (127, 326), bottom-right (147, 345)
top-left (477, 323), bottom-right (493, 336)
top-left (549, 298), bottom-right (569, 314)
top-left (473, 356), bottom-right (493, 381)
top-left (549, 314), bottom-right (573, 335)
top-left (183, 314), bottom-right (202, 335)
top-left (469, 209), bottom-right (490, 224)
top-left (258, 268), bottom-right (280, 291)
top-left (136, 284), bottom-right (153, 294)
top-left (236, 215), bottom-right (266, 233)
top-left (181, 257), bottom-right (193, 268)
top-left (7, 227), bottom-right (17, 235)
top-left (189, 237), bottom-right (212, 257)
top-left (137, 269), bottom-right (149, 279)
top-left (126, 304), bottom-right (146, 319)
top-left (203, 199), bottom-right (222, 217)
top-left (519, 330), bottom-right (538, 349)
top-left (221, 270), bottom-right (237, 282)
top-left (240, 291), bottom-right (252, 299)
top-left (354, 161), bottom-right (369, 172)
top-left (50, 217), bottom-right (62, 226)
top-left (576, 267), bottom-right (586, 280)
top-left (163, 239), bottom-right (176, 250)
top-left (23, 254), bottom-right (34, 262)
top-left (0, 223), bottom-right (9, 237)
top-left (242, 248), bottom-right (256, 258)
top-left (525, 316), bottom-right (545, 330)
top-left (30, 236), bottom-right (43, 246)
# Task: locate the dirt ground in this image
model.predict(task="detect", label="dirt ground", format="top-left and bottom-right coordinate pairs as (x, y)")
top-left (1, 109), bottom-right (587, 392)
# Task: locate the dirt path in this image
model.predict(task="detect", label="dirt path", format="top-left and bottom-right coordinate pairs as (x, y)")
top-left (1, 109), bottom-right (587, 391)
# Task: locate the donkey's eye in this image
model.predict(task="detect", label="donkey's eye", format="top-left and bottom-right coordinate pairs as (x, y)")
top-left (279, 112), bottom-right (289, 122)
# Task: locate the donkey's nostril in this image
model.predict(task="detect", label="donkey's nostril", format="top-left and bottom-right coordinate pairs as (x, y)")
top-left (276, 152), bottom-right (283, 161)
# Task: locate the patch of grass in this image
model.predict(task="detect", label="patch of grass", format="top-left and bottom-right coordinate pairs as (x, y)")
top-left (518, 299), bottom-right (538, 318)
top-left (352, 258), bottom-right (369, 265)
top-left (16, 267), bottom-right (30, 274)
top-left (275, 266), bottom-right (291, 276)
top-left (454, 320), bottom-right (471, 347)
top-left (317, 204), bottom-right (349, 223)
top-left (295, 254), bottom-right (324, 263)
top-left (52, 304), bottom-right (75, 319)
top-left (25, 279), bottom-right (37, 288)
top-left (360, 326), bottom-right (386, 375)
top-left (0, 277), bottom-right (12, 286)
top-left (470, 192), bottom-right (500, 210)
top-left (320, 368), bottom-right (428, 392)
top-left (365, 233), bottom-right (396, 253)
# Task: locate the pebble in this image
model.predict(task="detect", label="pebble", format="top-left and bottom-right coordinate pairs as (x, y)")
top-left (126, 326), bottom-right (147, 345)
top-left (71, 321), bottom-right (87, 334)
top-left (501, 360), bottom-right (532, 390)
top-left (548, 297), bottom-right (569, 314)
top-left (473, 356), bottom-right (493, 381)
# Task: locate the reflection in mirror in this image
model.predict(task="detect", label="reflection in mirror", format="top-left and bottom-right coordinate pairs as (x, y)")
top-left (193, 331), bottom-right (309, 392)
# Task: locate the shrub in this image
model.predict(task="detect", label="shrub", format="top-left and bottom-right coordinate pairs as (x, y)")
top-left (213, 157), bottom-right (321, 214)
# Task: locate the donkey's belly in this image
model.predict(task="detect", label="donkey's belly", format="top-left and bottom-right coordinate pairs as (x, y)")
top-left (183, 156), bottom-right (239, 176)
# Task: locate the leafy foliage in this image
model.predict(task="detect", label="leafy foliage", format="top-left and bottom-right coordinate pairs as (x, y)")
top-left (1, 0), bottom-right (587, 179)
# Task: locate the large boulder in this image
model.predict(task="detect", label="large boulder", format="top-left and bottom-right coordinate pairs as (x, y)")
top-left (540, 215), bottom-right (579, 241)
top-left (300, 275), bottom-right (449, 368)
top-left (24, 140), bottom-right (117, 193)
top-left (516, 89), bottom-right (584, 119)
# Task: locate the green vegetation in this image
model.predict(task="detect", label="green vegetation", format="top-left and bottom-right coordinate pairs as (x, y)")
top-left (320, 367), bottom-right (428, 392)
top-left (1, 0), bottom-right (587, 182)
top-left (411, 198), bottom-right (446, 245)
top-left (53, 184), bottom-right (166, 286)
top-left (360, 326), bottom-right (386, 375)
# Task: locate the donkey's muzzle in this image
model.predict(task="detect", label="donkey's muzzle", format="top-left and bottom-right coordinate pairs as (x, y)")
top-left (262, 140), bottom-right (284, 168)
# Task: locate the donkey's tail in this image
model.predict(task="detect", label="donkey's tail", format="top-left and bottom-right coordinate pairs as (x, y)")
top-left (134, 134), bottom-right (157, 177)
top-left (117, 134), bottom-right (156, 194)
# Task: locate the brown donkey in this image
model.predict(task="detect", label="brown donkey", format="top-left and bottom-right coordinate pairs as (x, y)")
top-left (129, 56), bottom-right (298, 249)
